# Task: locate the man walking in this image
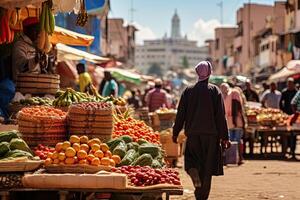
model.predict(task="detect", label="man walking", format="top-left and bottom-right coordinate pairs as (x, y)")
top-left (261, 82), bottom-right (282, 108)
top-left (173, 61), bottom-right (230, 200)
top-left (280, 78), bottom-right (297, 115)
top-left (243, 80), bottom-right (259, 102)
top-left (145, 79), bottom-right (168, 112)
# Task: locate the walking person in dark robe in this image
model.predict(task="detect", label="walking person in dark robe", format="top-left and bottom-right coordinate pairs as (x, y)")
top-left (172, 61), bottom-right (230, 200)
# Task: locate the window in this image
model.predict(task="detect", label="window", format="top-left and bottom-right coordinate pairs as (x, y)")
top-left (215, 39), bottom-right (220, 50)
top-left (237, 22), bottom-right (243, 36)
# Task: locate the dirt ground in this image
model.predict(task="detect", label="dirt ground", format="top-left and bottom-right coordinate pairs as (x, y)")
top-left (170, 159), bottom-right (300, 200)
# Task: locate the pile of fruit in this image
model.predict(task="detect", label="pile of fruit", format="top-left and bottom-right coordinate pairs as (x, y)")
top-left (107, 135), bottom-right (164, 168)
top-left (246, 107), bottom-right (289, 126)
top-left (17, 106), bottom-right (66, 121)
top-left (70, 101), bottom-right (113, 111)
top-left (112, 166), bottom-right (181, 186)
top-left (156, 108), bottom-right (177, 114)
top-left (113, 117), bottom-right (160, 144)
top-left (44, 135), bottom-right (121, 167)
top-left (0, 130), bottom-right (35, 161)
top-left (0, 8), bottom-right (17, 44)
top-left (53, 89), bottom-right (90, 107)
top-left (16, 97), bottom-right (53, 106)
top-left (33, 144), bottom-right (55, 160)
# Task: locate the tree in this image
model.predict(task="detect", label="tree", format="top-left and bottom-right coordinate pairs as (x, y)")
top-left (182, 56), bottom-right (189, 68)
top-left (147, 63), bottom-right (163, 77)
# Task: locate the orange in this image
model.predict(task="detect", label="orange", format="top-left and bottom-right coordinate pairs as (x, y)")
top-left (87, 154), bottom-right (95, 162)
top-left (109, 159), bottom-right (116, 167)
top-left (65, 157), bottom-right (75, 165)
top-left (80, 144), bottom-right (89, 152)
top-left (94, 150), bottom-right (104, 159)
top-left (87, 138), bottom-right (101, 147)
top-left (91, 157), bottom-right (101, 166)
top-left (91, 144), bottom-right (100, 151)
top-left (80, 136), bottom-right (89, 144)
top-left (58, 152), bottom-right (66, 161)
top-left (72, 143), bottom-right (80, 152)
top-left (51, 152), bottom-right (58, 160)
top-left (111, 155), bottom-right (121, 165)
top-left (70, 135), bottom-right (80, 144)
top-left (59, 162), bottom-right (65, 165)
top-left (101, 157), bottom-right (110, 166)
top-left (47, 152), bottom-right (53, 159)
top-left (55, 142), bottom-right (63, 152)
top-left (62, 141), bottom-right (71, 150)
top-left (93, 138), bottom-right (101, 145)
top-left (65, 147), bottom-right (76, 158)
top-left (100, 143), bottom-right (109, 152)
top-left (44, 158), bottom-right (53, 166)
top-left (105, 150), bottom-right (112, 158)
top-left (53, 158), bottom-right (60, 164)
top-left (77, 150), bottom-right (87, 160)
top-left (79, 159), bottom-right (88, 165)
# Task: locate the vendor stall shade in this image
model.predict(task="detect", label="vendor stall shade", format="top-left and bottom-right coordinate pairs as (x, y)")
top-left (269, 60), bottom-right (300, 82)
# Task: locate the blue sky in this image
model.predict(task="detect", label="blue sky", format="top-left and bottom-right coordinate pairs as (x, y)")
top-left (109, 0), bottom-right (278, 45)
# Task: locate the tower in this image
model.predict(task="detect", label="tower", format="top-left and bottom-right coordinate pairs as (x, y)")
top-left (171, 9), bottom-right (181, 39)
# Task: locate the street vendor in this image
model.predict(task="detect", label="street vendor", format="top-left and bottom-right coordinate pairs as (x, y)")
top-left (76, 63), bottom-right (92, 93)
top-left (172, 61), bottom-right (230, 200)
top-left (11, 17), bottom-right (47, 81)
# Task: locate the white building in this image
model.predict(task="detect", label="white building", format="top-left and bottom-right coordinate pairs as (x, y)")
top-left (135, 10), bottom-right (209, 73)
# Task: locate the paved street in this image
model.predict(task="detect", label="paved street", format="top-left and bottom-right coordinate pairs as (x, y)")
top-left (170, 159), bottom-right (300, 200)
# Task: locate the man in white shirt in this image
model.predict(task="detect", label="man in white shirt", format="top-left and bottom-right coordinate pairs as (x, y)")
top-left (261, 82), bottom-right (282, 109)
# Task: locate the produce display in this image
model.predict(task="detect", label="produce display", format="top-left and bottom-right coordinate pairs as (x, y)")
top-left (44, 135), bottom-right (121, 168)
top-left (113, 117), bottom-right (160, 144)
top-left (107, 135), bottom-right (164, 168)
top-left (156, 108), bottom-right (177, 114)
top-left (67, 102), bottom-right (113, 141)
top-left (17, 106), bottom-right (67, 146)
top-left (112, 166), bottom-right (181, 186)
top-left (33, 144), bottom-right (55, 160)
top-left (53, 89), bottom-right (89, 107)
top-left (0, 130), bottom-right (35, 161)
top-left (14, 97), bottom-right (53, 106)
top-left (0, 8), bottom-right (17, 44)
top-left (246, 107), bottom-right (289, 126)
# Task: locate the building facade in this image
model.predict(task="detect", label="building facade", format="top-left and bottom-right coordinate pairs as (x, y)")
top-left (101, 18), bottom-right (137, 68)
top-left (135, 10), bottom-right (209, 73)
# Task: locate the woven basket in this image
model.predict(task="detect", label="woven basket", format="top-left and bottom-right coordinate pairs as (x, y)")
top-left (68, 121), bottom-right (113, 129)
top-left (67, 115), bottom-right (113, 122)
top-left (45, 164), bottom-right (111, 174)
top-left (68, 107), bottom-right (112, 116)
top-left (0, 173), bottom-right (24, 189)
top-left (22, 133), bottom-right (67, 147)
top-left (0, 160), bottom-right (43, 172)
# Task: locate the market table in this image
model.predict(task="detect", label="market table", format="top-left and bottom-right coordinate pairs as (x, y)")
top-left (0, 187), bottom-right (183, 200)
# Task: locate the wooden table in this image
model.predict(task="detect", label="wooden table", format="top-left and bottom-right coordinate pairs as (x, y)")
top-left (0, 187), bottom-right (183, 200)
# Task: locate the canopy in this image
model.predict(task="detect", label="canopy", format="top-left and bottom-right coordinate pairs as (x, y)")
top-left (105, 68), bottom-right (141, 85)
top-left (209, 75), bottom-right (228, 85)
top-left (51, 26), bottom-right (94, 47)
top-left (56, 43), bottom-right (109, 64)
top-left (268, 60), bottom-right (300, 82)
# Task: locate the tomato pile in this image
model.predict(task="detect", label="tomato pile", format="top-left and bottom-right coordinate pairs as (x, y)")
top-left (113, 118), bottom-right (160, 144)
top-left (34, 144), bottom-right (55, 160)
top-left (112, 166), bottom-right (181, 186)
top-left (18, 106), bottom-right (66, 119)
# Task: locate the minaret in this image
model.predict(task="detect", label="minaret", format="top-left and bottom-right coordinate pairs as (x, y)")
top-left (171, 9), bottom-right (181, 39)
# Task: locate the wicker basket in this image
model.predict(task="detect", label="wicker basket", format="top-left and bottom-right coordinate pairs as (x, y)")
top-left (157, 112), bottom-right (177, 121)
top-left (45, 164), bottom-right (111, 174)
top-left (0, 173), bottom-right (24, 189)
top-left (0, 160), bottom-right (43, 172)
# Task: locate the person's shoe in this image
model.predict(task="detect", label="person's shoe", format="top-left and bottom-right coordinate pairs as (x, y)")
top-left (188, 168), bottom-right (201, 188)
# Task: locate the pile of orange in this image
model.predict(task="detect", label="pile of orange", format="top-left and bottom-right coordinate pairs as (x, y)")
top-left (44, 135), bottom-right (121, 167)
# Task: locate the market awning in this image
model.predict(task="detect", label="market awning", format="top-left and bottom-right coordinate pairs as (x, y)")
top-left (105, 68), bottom-right (141, 85)
top-left (0, 0), bottom-right (45, 9)
top-left (268, 60), bottom-right (300, 82)
top-left (209, 75), bottom-right (228, 85)
top-left (56, 43), bottom-right (109, 64)
top-left (51, 26), bottom-right (94, 47)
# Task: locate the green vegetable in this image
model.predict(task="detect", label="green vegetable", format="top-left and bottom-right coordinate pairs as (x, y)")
top-left (107, 138), bottom-right (123, 152)
top-left (0, 142), bottom-right (10, 157)
top-left (0, 130), bottom-right (19, 143)
top-left (9, 138), bottom-right (33, 155)
top-left (131, 153), bottom-right (153, 166)
top-left (120, 135), bottom-right (133, 143)
top-left (112, 141), bottom-right (127, 159)
top-left (151, 159), bottom-right (162, 168)
top-left (126, 143), bottom-right (134, 150)
top-left (138, 143), bottom-right (160, 158)
top-left (120, 149), bottom-right (138, 166)
top-left (2, 149), bottom-right (33, 159)
top-left (131, 142), bottom-right (140, 151)
top-left (137, 139), bottom-right (148, 145)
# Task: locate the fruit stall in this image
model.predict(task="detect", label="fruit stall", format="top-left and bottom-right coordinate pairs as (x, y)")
top-left (245, 105), bottom-right (300, 157)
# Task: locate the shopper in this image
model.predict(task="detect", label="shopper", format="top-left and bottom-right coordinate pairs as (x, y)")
top-left (289, 90), bottom-right (300, 159)
top-left (280, 78), bottom-right (297, 115)
top-left (145, 79), bottom-right (168, 112)
top-left (173, 61), bottom-right (230, 200)
top-left (101, 71), bottom-right (118, 97)
top-left (261, 82), bottom-right (282, 109)
top-left (127, 90), bottom-right (142, 109)
top-left (76, 63), bottom-right (92, 93)
top-left (243, 80), bottom-right (259, 102)
top-left (220, 83), bottom-right (246, 164)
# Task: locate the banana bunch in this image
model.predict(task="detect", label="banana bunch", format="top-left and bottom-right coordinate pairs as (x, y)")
top-left (52, 88), bottom-right (89, 107)
top-left (76, 0), bottom-right (88, 27)
top-left (38, 0), bottom-right (55, 53)
top-left (0, 9), bottom-right (15, 44)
